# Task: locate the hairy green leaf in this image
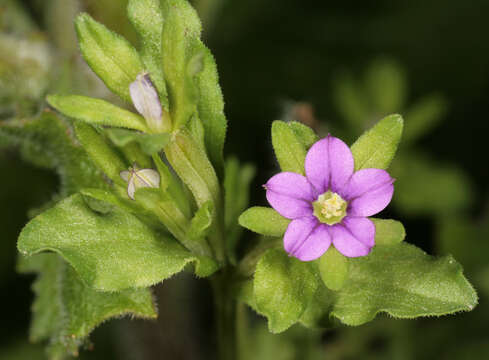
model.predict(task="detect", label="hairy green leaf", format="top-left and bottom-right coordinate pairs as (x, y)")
top-left (127, 0), bottom-right (168, 108)
top-left (75, 13), bottom-right (144, 102)
top-left (18, 194), bottom-right (218, 291)
top-left (318, 247), bottom-right (349, 291)
top-left (188, 201), bottom-right (214, 241)
top-left (271, 120), bottom-right (307, 175)
top-left (288, 121), bottom-right (319, 149)
top-left (331, 243), bottom-right (477, 325)
top-left (254, 249), bottom-right (318, 333)
top-left (47, 94), bottom-right (148, 132)
top-left (106, 128), bottom-right (170, 154)
top-left (18, 253), bottom-right (156, 358)
top-left (239, 207), bottom-right (290, 237)
top-left (351, 114), bottom-right (404, 170)
top-left (371, 218), bottom-right (406, 245)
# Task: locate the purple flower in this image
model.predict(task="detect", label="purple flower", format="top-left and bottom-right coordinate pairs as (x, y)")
top-left (265, 135), bottom-right (394, 261)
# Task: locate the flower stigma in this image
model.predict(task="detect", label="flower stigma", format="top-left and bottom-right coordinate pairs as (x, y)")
top-left (312, 191), bottom-right (347, 225)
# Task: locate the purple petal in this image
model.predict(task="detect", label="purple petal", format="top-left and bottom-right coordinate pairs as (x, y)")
top-left (342, 217), bottom-right (375, 247)
top-left (342, 168), bottom-right (394, 217)
top-left (305, 136), bottom-right (354, 194)
top-left (265, 172), bottom-right (316, 219)
top-left (284, 218), bottom-right (331, 261)
top-left (330, 223), bottom-right (372, 257)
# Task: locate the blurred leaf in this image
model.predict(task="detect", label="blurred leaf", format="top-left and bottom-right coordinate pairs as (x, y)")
top-left (271, 120), bottom-right (307, 175)
top-left (75, 13), bottom-right (144, 102)
top-left (0, 112), bottom-right (105, 196)
top-left (188, 200), bottom-right (214, 241)
top-left (254, 249), bottom-right (318, 333)
top-left (351, 114), bottom-right (403, 170)
top-left (127, 0), bottom-right (169, 107)
top-left (47, 94), bottom-right (148, 131)
top-left (239, 206), bottom-right (290, 237)
top-left (331, 243), bottom-right (477, 325)
top-left (365, 58), bottom-right (406, 115)
top-left (106, 128), bottom-right (170, 154)
top-left (18, 194), bottom-right (218, 291)
top-left (18, 253), bottom-right (156, 359)
top-left (392, 154), bottom-right (473, 215)
top-left (332, 71), bottom-right (370, 130)
top-left (299, 283), bottom-right (336, 329)
top-left (404, 94), bottom-right (447, 142)
top-left (371, 218), bottom-right (406, 245)
top-left (318, 247), bottom-right (349, 291)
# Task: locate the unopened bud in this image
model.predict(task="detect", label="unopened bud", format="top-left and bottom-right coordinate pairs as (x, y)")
top-left (129, 73), bottom-right (170, 133)
top-left (120, 164), bottom-right (160, 200)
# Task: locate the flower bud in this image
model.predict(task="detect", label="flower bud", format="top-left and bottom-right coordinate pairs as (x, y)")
top-left (120, 165), bottom-right (160, 200)
top-left (129, 72), bottom-right (171, 133)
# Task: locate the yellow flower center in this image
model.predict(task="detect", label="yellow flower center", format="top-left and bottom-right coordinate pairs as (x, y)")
top-left (313, 191), bottom-right (347, 225)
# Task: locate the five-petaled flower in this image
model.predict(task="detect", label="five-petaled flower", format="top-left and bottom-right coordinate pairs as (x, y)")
top-left (265, 135), bottom-right (394, 261)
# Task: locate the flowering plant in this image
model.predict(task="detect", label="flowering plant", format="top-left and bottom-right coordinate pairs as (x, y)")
top-left (0, 0), bottom-right (477, 359)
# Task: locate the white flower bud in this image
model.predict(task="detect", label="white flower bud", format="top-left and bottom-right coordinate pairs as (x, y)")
top-left (120, 165), bottom-right (160, 200)
top-left (129, 72), bottom-right (170, 133)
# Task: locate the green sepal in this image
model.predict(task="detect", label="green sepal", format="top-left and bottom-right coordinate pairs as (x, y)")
top-left (18, 253), bottom-right (156, 358)
top-left (18, 194), bottom-right (218, 291)
top-left (350, 114), bottom-right (404, 171)
top-left (74, 122), bottom-right (127, 184)
top-left (371, 218), bottom-right (406, 245)
top-left (254, 249), bottom-right (318, 333)
top-left (271, 120), bottom-right (307, 175)
top-left (127, 0), bottom-right (168, 109)
top-left (106, 128), bottom-right (170, 155)
top-left (239, 207), bottom-right (290, 237)
top-left (318, 247), bottom-right (349, 291)
top-left (47, 94), bottom-right (149, 132)
top-left (75, 13), bottom-right (144, 102)
top-left (161, 0), bottom-right (203, 130)
top-left (195, 42), bottom-right (227, 177)
top-left (188, 201), bottom-right (214, 242)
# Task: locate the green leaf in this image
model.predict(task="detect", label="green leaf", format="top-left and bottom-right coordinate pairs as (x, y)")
top-left (371, 218), bottom-right (406, 245)
top-left (350, 114), bottom-right (404, 171)
top-left (161, 0), bottom-right (203, 129)
top-left (271, 120), bottom-right (307, 175)
top-left (239, 207), bottom-right (290, 237)
top-left (331, 243), bottom-right (477, 325)
top-left (47, 94), bottom-right (148, 132)
top-left (288, 121), bottom-right (319, 149)
top-left (18, 194), bottom-right (218, 291)
top-left (74, 122), bottom-right (127, 184)
top-left (365, 58), bottom-right (406, 115)
top-left (318, 247), bottom-right (349, 291)
top-left (196, 43), bottom-right (227, 177)
top-left (18, 253), bottom-right (156, 358)
top-left (404, 94), bottom-right (447, 142)
top-left (75, 13), bottom-right (144, 102)
top-left (106, 128), bottom-right (170, 155)
top-left (254, 249), bottom-right (318, 333)
top-left (127, 0), bottom-right (168, 108)
top-left (299, 283), bottom-right (336, 328)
